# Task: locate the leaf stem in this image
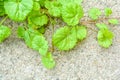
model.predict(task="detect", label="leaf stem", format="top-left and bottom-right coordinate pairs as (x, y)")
top-left (51, 18), bottom-right (55, 53)
top-left (80, 17), bottom-right (120, 32)
top-left (0, 16), bottom-right (8, 25)
top-left (81, 17), bottom-right (120, 25)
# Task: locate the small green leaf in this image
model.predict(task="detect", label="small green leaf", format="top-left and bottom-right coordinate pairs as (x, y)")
top-left (38, 0), bottom-right (47, 7)
top-left (108, 19), bottom-right (119, 25)
top-left (0, 1), bottom-right (5, 16)
top-left (28, 10), bottom-right (42, 17)
top-left (53, 26), bottom-right (77, 51)
top-left (28, 11), bottom-right (41, 29)
top-left (28, 10), bottom-right (48, 29)
top-left (24, 31), bottom-right (32, 47)
top-left (72, 26), bottom-right (87, 40)
top-left (58, 0), bottom-right (83, 5)
top-left (32, 35), bottom-right (48, 56)
top-left (104, 8), bottom-right (112, 17)
top-left (97, 29), bottom-right (114, 48)
top-left (45, 1), bottom-right (61, 17)
top-left (0, 25), bottom-right (11, 43)
top-left (89, 8), bottom-right (101, 20)
top-left (41, 52), bottom-right (55, 69)
top-left (23, 28), bottom-right (41, 48)
top-left (38, 26), bottom-right (46, 34)
top-left (0, 7), bottom-right (5, 16)
top-left (62, 3), bottom-right (84, 26)
top-left (4, 0), bottom-right (33, 21)
top-left (96, 23), bottom-right (108, 30)
top-left (33, 2), bottom-right (40, 11)
top-left (31, 15), bottom-right (48, 26)
top-left (17, 26), bottom-right (25, 38)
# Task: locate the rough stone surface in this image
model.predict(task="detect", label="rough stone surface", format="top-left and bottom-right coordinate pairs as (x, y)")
top-left (0, 0), bottom-right (120, 80)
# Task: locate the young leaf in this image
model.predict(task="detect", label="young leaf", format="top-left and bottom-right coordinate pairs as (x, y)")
top-left (38, 26), bottom-right (46, 34)
top-left (72, 26), bottom-right (87, 40)
top-left (97, 29), bottom-right (114, 48)
top-left (108, 19), bottom-right (119, 25)
top-left (28, 10), bottom-right (42, 17)
top-left (104, 8), bottom-right (112, 17)
top-left (96, 23), bottom-right (108, 30)
top-left (0, 7), bottom-right (5, 16)
top-left (0, 25), bottom-right (11, 43)
top-left (33, 2), bottom-right (40, 11)
top-left (28, 11), bottom-right (41, 29)
top-left (28, 10), bottom-right (48, 29)
top-left (4, 0), bottom-right (33, 21)
top-left (24, 30), bottom-right (33, 48)
top-left (45, 1), bottom-right (61, 17)
top-left (32, 35), bottom-right (48, 56)
top-left (31, 15), bottom-right (48, 26)
top-left (17, 26), bottom-right (25, 39)
top-left (0, 1), bottom-right (5, 16)
top-left (62, 3), bottom-right (84, 26)
top-left (41, 52), bottom-right (55, 69)
top-left (38, 0), bottom-right (47, 7)
top-left (89, 8), bottom-right (101, 20)
top-left (58, 0), bottom-right (83, 5)
top-left (23, 28), bottom-right (42, 48)
top-left (53, 26), bottom-right (77, 51)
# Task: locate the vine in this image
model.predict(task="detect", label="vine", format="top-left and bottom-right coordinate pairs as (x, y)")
top-left (0, 0), bottom-right (119, 69)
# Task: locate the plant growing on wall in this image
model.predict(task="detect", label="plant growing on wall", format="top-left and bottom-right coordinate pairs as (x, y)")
top-left (0, 0), bottom-right (119, 69)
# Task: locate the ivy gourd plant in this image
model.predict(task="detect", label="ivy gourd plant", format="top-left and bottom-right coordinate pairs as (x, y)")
top-left (0, 0), bottom-right (119, 69)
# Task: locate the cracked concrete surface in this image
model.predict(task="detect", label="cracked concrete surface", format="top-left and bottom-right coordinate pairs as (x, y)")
top-left (0, 0), bottom-right (120, 80)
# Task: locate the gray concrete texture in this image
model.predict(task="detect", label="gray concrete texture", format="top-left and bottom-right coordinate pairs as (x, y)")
top-left (0, 0), bottom-right (120, 80)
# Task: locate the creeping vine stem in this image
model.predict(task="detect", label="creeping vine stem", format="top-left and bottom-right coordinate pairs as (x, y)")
top-left (0, 16), bottom-right (8, 25)
top-left (80, 17), bottom-right (120, 32)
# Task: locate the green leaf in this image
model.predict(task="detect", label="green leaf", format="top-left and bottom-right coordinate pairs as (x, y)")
top-left (38, 0), bottom-right (47, 7)
top-left (28, 10), bottom-right (42, 17)
top-left (17, 26), bottom-right (25, 38)
top-left (28, 11), bottom-right (41, 29)
top-left (0, 1), bottom-right (5, 16)
top-left (23, 28), bottom-right (41, 48)
top-left (31, 15), bottom-right (48, 26)
top-left (38, 26), bottom-right (46, 34)
top-left (72, 26), bottom-right (87, 40)
top-left (96, 23), bottom-right (108, 30)
top-left (58, 0), bottom-right (83, 5)
top-left (41, 52), bottom-right (55, 69)
top-left (0, 25), bottom-right (11, 43)
top-left (89, 8), bottom-right (101, 20)
top-left (53, 26), bottom-right (77, 51)
top-left (28, 10), bottom-right (48, 29)
top-left (32, 35), bottom-right (48, 56)
top-left (33, 2), bottom-right (40, 11)
top-left (62, 3), bottom-right (84, 26)
top-left (104, 8), bottom-right (112, 17)
top-left (97, 29), bottom-right (114, 48)
top-left (45, 1), bottom-right (61, 17)
top-left (108, 19), bottom-right (119, 25)
top-left (4, 0), bottom-right (33, 21)
top-left (24, 30), bottom-right (32, 47)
